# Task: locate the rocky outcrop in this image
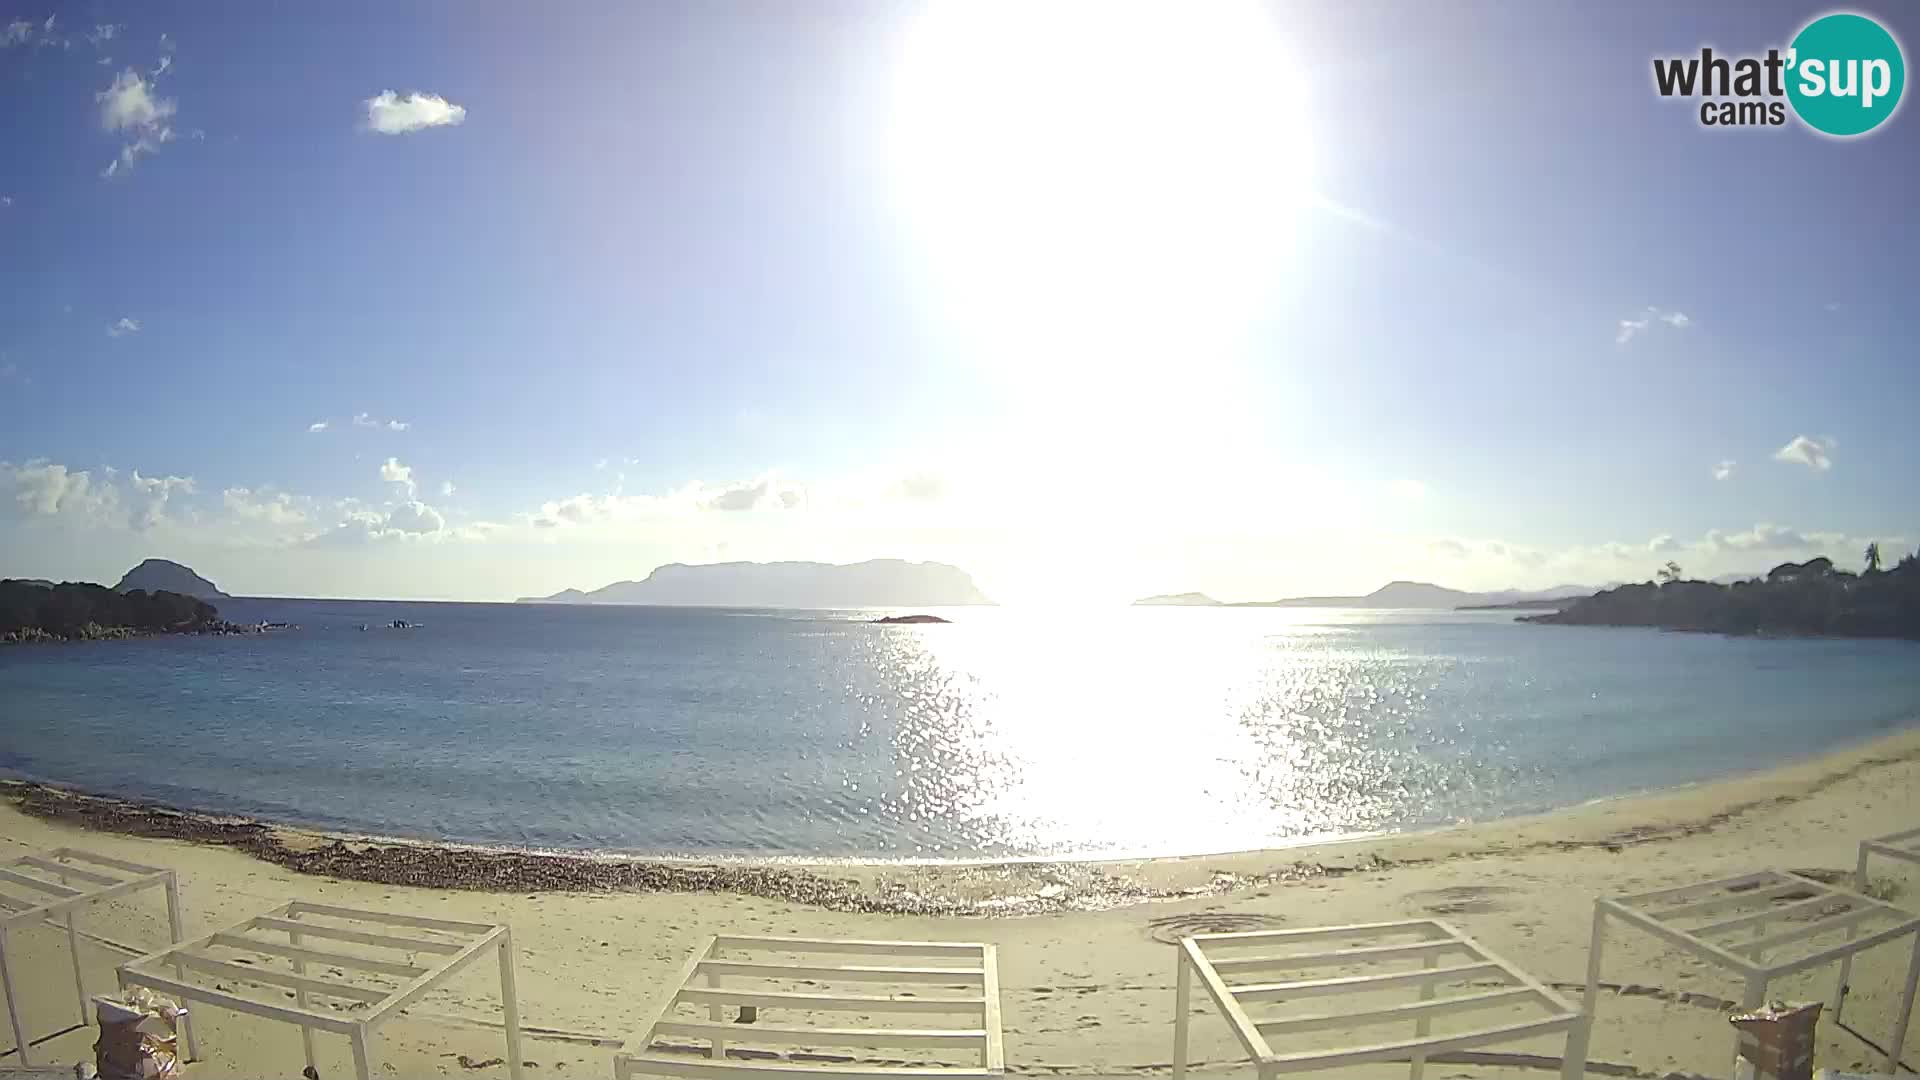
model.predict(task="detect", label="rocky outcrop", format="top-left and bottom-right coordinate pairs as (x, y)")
top-left (114, 559), bottom-right (229, 600)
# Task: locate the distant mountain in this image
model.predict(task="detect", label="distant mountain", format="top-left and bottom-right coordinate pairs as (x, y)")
top-left (114, 559), bottom-right (229, 600)
top-left (1134, 581), bottom-right (1606, 610)
top-left (1, 579), bottom-right (55, 588)
top-left (518, 559), bottom-right (994, 608)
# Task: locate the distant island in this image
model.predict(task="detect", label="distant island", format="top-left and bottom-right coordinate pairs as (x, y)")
top-left (1133, 592), bottom-right (1224, 606)
top-left (1, 579), bottom-right (224, 643)
top-left (1523, 552), bottom-right (1920, 639)
top-left (115, 558), bottom-right (230, 600)
top-left (873, 614), bottom-right (950, 624)
top-left (519, 559), bottom-right (994, 608)
top-left (1131, 581), bottom-right (1601, 609)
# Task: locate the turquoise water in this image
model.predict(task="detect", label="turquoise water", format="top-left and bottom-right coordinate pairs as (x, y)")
top-left (1, 601), bottom-right (1916, 859)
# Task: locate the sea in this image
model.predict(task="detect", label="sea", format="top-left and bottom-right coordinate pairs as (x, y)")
top-left (2, 600), bottom-right (1917, 861)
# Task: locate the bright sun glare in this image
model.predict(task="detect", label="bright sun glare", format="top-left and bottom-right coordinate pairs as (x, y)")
top-left (889, 0), bottom-right (1312, 369)
top-left (887, 2), bottom-right (1312, 607)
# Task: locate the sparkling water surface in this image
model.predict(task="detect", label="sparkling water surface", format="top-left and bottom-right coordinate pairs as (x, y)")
top-left (2, 601), bottom-right (1916, 859)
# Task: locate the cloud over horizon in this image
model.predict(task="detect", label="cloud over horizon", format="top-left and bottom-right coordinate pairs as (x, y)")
top-left (364, 91), bottom-right (466, 135)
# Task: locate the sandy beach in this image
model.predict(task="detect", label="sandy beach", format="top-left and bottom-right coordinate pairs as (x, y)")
top-left (2, 727), bottom-right (1918, 1078)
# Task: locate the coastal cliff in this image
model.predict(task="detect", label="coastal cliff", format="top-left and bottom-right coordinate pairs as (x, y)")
top-left (1523, 555), bottom-right (1920, 639)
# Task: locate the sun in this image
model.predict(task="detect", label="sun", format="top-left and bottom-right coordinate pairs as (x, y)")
top-left (886, 0), bottom-right (1313, 381)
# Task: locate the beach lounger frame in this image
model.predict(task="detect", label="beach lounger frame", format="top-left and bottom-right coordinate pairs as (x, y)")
top-left (1171, 919), bottom-right (1586, 1080)
top-left (1585, 868), bottom-right (1920, 1076)
top-left (117, 899), bottom-right (524, 1080)
top-left (613, 934), bottom-right (1003, 1080)
top-left (0, 847), bottom-right (185, 1069)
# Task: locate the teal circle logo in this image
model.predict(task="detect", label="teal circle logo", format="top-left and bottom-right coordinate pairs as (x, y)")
top-left (1786, 13), bottom-right (1905, 136)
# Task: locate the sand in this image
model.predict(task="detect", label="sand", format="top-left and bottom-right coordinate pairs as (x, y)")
top-left (1, 728), bottom-right (1918, 1078)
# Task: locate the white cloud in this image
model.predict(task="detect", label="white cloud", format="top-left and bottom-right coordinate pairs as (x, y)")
top-left (307, 421), bottom-right (329, 433)
top-left (223, 487), bottom-right (311, 527)
top-left (106, 316), bottom-right (141, 337)
top-left (97, 69), bottom-right (177, 177)
top-left (385, 501), bottom-right (445, 534)
top-left (363, 91), bottom-right (466, 135)
top-left (131, 471), bottom-right (194, 496)
top-left (1648, 534), bottom-right (1680, 553)
top-left (130, 470), bottom-right (194, 530)
top-left (86, 23), bottom-right (120, 46)
top-left (440, 480), bottom-right (456, 497)
top-left (1712, 459), bottom-right (1735, 481)
top-left (387, 419), bottom-right (409, 431)
top-left (1772, 435), bottom-right (1834, 472)
top-left (3, 19), bottom-right (35, 47)
top-left (697, 474), bottom-right (807, 512)
top-left (1, 460), bottom-right (121, 522)
top-left (353, 412), bottom-right (376, 427)
top-left (158, 33), bottom-right (174, 53)
top-left (1615, 306), bottom-right (1691, 345)
top-left (1426, 538), bottom-right (1469, 558)
top-left (379, 457), bottom-right (415, 496)
top-left (1, 195), bottom-right (12, 207)
top-left (151, 55), bottom-right (170, 77)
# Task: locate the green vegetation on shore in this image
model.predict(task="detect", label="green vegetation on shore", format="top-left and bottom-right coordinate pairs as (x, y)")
top-left (0, 579), bottom-right (223, 643)
top-left (1523, 549), bottom-right (1920, 639)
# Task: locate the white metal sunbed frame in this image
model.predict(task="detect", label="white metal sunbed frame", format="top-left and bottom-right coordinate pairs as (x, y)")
top-left (0, 847), bottom-right (185, 1069)
top-left (613, 934), bottom-right (1004, 1080)
top-left (1172, 919), bottom-right (1587, 1080)
top-left (1583, 868), bottom-right (1920, 1076)
top-left (1858, 825), bottom-right (1920, 882)
top-left (118, 899), bottom-right (524, 1080)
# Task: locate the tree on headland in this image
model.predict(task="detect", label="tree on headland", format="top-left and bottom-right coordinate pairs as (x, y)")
top-left (1865, 542), bottom-right (1882, 574)
top-left (1655, 561), bottom-right (1684, 584)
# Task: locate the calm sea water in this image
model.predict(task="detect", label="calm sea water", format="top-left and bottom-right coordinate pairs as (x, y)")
top-left (2, 601), bottom-right (1916, 860)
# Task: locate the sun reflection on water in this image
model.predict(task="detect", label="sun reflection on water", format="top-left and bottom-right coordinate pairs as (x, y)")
top-left (838, 608), bottom-right (1469, 858)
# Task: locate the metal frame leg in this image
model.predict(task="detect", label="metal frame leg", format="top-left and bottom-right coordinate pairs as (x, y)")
top-left (1411, 952), bottom-right (1437, 1080)
top-left (1572, 903), bottom-right (1606, 1080)
top-left (162, 873), bottom-right (197, 1062)
top-left (1833, 844), bottom-right (1872, 1021)
top-left (1886, 931), bottom-right (1920, 1077)
top-left (1173, 946), bottom-right (1191, 1080)
top-left (500, 933), bottom-right (524, 1080)
top-left (351, 1025), bottom-right (376, 1080)
top-left (61, 872), bottom-right (87, 1027)
top-left (0, 927), bottom-right (30, 1068)
top-left (289, 921), bottom-right (318, 1073)
top-left (707, 954), bottom-right (726, 1060)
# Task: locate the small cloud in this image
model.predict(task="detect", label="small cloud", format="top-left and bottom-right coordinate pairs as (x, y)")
top-left (379, 456), bottom-right (415, 495)
top-left (158, 33), bottom-right (174, 52)
top-left (106, 316), bottom-right (141, 337)
top-left (97, 68), bottom-right (177, 177)
top-left (86, 23), bottom-right (120, 47)
top-left (151, 54), bottom-right (171, 77)
top-left (1426, 538), bottom-right (1469, 559)
top-left (1772, 435), bottom-right (1834, 472)
top-left (440, 480), bottom-right (456, 497)
top-left (353, 412), bottom-right (376, 427)
top-left (385, 500), bottom-right (444, 534)
top-left (386, 419), bottom-right (409, 431)
top-left (1615, 306), bottom-right (1691, 345)
top-left (1824, 301), bottom-right (1841, 313)
top-left (1648, 534), bottom-right (1681, 553)
top-left (1712, 459), bottom-right (1734, 481)
top-left (363, 91), bottom-right (466, 135)
top-left (307, 421), bottom-right (329, 433)
top-left (594, 458), bottom-right (609, 471)
top-left (2, 19), bottom-right (34, 47)
top-left (1, 195), bottom-right (11, 207)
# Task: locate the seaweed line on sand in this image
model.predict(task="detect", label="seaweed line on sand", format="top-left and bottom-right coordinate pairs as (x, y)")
top-left (4, 736), bottom-right (1916, 915)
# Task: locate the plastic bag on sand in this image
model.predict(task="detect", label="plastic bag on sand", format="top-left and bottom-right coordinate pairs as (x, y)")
top-left (93, 990), bottom-right (185, 1080)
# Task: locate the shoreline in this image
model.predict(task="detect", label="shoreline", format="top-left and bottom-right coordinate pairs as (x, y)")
top-left (9, 721), bottom-right (1919, 915)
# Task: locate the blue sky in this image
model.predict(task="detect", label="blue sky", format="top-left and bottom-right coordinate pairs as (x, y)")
top-left (2, 0), bottom-right (1916, 602)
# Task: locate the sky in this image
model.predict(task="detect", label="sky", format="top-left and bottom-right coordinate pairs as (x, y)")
top-left (2, 1), bottom-right (1917, 604)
